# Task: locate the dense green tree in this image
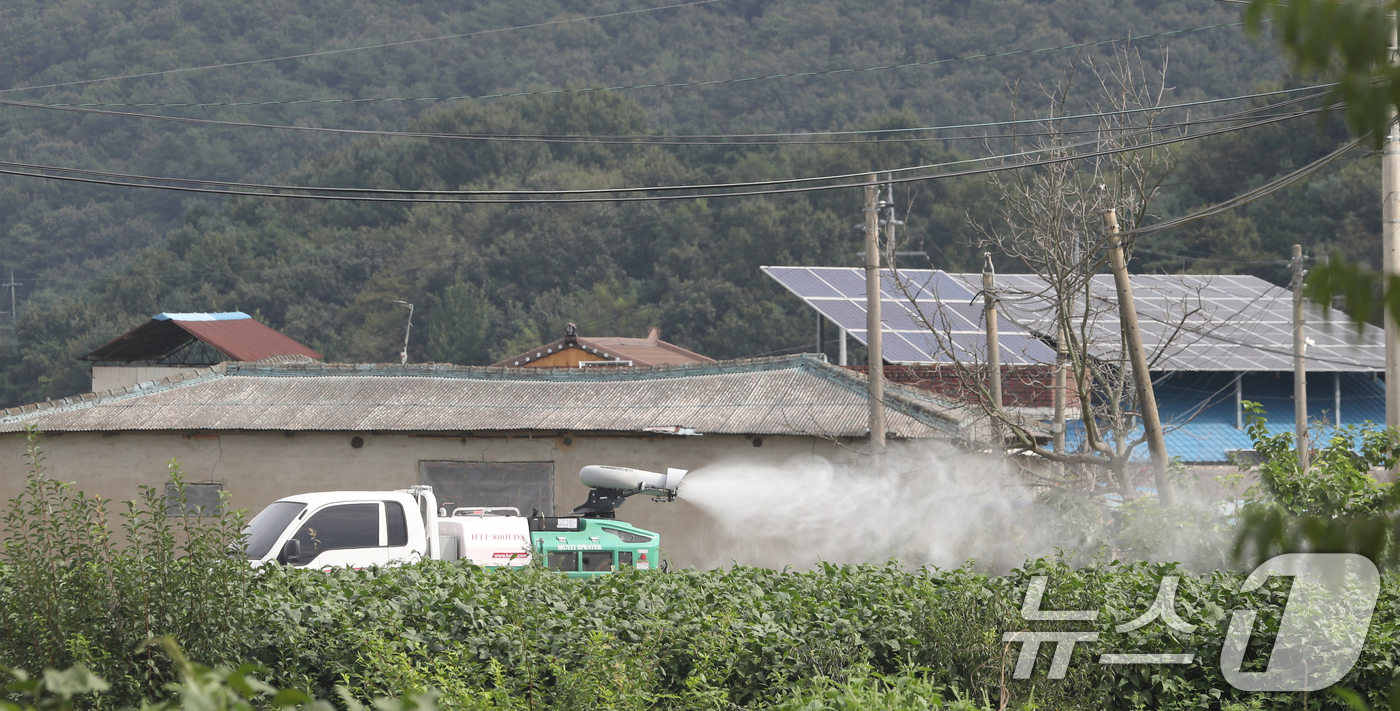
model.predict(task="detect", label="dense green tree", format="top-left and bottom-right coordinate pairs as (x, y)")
top-left (426, 282), bottom-right (492, 365)
top-left (0, 0), bottom-right (1364, 407)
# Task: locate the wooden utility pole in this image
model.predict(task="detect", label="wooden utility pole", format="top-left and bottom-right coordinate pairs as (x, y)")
top-left (1292, 244), bottom-right (1310, 472)
top-left (982, 253), bottom-right (1003, 410)
top-left (1386, 17), bottom-right (1400, 428)
top-left (1102, 208), bottom-right (1176, 505)
top-left (865, 174), bottom-right (885, 451)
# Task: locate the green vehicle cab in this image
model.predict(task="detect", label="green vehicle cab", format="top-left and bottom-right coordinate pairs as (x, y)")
top-left (526, 464), bottom-right (684, 577)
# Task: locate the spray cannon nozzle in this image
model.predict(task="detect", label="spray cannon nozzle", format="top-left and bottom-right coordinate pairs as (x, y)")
top-left (580, 465), bottom-right (687, 497)
top-left (570, 465), bottom-right (688, 518)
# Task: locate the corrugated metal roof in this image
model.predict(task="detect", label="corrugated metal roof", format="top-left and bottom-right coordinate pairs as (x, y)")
top-left (2, 355), bottom-right (966, 439)
top-left (84, 312), bottom-right (322, 364)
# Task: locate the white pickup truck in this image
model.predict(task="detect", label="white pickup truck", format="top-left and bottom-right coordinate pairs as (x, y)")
top-left (242, 465), bottom-right (685, 571)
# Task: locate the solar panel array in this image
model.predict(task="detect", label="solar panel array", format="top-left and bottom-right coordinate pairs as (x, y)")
top-left (761, 266), bottom-right (1058, 366)
top-left (944, 272), bottom-right (1385, 372)
top-left (765, 267), bottom-right (1385, 372)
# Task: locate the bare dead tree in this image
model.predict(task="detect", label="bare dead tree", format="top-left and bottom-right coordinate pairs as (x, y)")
top-left (888, 47), bottom-right (1207, 500)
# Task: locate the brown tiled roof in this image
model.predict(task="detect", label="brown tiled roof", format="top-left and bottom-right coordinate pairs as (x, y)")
top-left (493, 329), bottom-right (712, 367)
top-left (0, 355), bottom-right (968, 440)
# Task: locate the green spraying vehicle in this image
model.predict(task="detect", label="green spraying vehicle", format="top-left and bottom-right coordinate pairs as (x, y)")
top-left (527, 464), bottom-right (687, 577)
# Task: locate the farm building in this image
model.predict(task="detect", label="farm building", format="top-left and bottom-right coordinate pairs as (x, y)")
top-left (83, 311), bottom-right (322, 392)
top-left (0, 354), bottom-right (975, 568)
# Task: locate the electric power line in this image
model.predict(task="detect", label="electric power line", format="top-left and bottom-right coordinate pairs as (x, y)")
top-left (1119, 136), bottom-right (1366, 239)
top-left (0, 104), bottom-right (1333, 203)
top-left (0, 98), bottom-right (1320, 195)
top-left (0, 84), bottom-right (1333, 147)
top-left (19, 146), bottom-right (1333, 288)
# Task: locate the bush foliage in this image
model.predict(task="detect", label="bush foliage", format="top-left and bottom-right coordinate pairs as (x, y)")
top-left (0, 429), bottom-right (252, 708)
top-left (11, 555), bottom-right (1400, 710)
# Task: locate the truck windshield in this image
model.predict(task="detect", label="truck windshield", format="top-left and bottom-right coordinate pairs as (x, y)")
top-left (242, 501), bottom-right (307, 560)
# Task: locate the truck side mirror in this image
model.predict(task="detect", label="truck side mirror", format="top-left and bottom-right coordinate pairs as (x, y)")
top-left (280, 538), bottom-right (302, 565)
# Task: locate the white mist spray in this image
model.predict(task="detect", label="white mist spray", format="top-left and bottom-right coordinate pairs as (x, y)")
top-left (677, 441), bottom-right (1057, 570)
top-left (677, 440), bottom-right (1235, 572)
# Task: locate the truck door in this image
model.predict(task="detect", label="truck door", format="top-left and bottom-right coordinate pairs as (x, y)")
top-left (289, 502), bottom-right (389, 569)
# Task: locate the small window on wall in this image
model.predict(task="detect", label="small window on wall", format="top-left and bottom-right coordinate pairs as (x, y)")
top-left (165, 482), bottom-right (225, 517)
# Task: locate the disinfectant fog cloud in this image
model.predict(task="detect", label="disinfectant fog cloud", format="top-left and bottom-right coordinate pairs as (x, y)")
top-left (677, 441), bottom-right (1050, 571)
top-left (676, 441), bottom-right (1230, 572)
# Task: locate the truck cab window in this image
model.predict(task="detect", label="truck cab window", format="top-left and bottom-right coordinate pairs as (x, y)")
top-left (292, 503), bottom-right (379, 563)
top-left (384, 501), bottom-right (408, 547)
top-left (242, 501), bottom-right (307, 561)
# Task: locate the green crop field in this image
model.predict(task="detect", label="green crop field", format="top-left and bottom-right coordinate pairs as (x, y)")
top-left (3, 433), bottom-right (1399, 711)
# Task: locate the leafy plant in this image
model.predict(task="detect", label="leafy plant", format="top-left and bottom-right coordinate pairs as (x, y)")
top-left (0, 429), bottom-right (253, 708)
top-left (1236, 400), bottom-right (1397, 517)
top-left (1230, 401), bottom-right (1400, 566)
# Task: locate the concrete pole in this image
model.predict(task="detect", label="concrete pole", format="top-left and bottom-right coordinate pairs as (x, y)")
top-left (1234, 373), bottom-right (1243, 430)
top-left (1102, 209), bottom-right (1176, 505)
top-left (1053, 324), bottom-right (1067, 455)
top-left (1335, 372), bottom-right (1342, 427)
top-left (838, 327), bottom-right (847, 366)
top-left (865, 174), bottom-right (885, 451)
top-left (983, 254), bottom-right (1004, 450)
top-left (982, 254), bottom-right (1003, 410)
top-left (1293, 244), bottom-right (1310, 472)
top-left (1386, 17), bottom-right (1400, 428)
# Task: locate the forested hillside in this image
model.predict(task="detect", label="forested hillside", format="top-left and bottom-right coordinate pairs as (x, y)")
top-left (0, 0), bottom-right (1368, 406)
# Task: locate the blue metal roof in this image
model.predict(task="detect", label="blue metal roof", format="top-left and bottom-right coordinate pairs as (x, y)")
top-left (1066, 371), bottom-right (1386, 463)
top-left (151, 312), bottom-right (251, 322)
